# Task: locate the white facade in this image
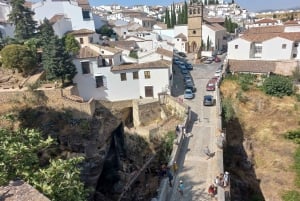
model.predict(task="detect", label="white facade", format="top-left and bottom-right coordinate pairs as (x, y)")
top-left (228, 38), bottom-right (251, 60)
top-left (73, 58), bottom-right (171, 101)
top-left (228, 35), bottom-right (300, 60)
top-left (0, 1), bottom-right (14, 38)
top-left (52, 17), bottom-right (72, 38)
top-left (202, 24), bottom-right (227, 51)
top-left (32, 0), bottom-right (96, 31)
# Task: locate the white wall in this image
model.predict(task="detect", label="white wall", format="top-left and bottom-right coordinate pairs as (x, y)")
top-left (53, 18), bottom-right (72, 38)
top-left (173, 38), bottom-right (186, 52)
top-left (262, 37), bottom-right (293, 60)
top-left (228, 38), bottom-right (251, 59)
top-left (32, 0), bottom-right (95, 31)
top-left (73, 58), bottom-right (171, 101)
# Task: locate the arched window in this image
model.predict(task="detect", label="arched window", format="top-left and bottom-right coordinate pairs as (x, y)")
top-left (189, 9), bottom-right (192, 15)
top-left (193, 9), bottom-right (196, 14)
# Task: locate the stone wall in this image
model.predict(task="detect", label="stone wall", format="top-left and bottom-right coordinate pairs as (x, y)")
top-left (0, 86), bottom-right (95, 119)
top-left (163, 95), bottom-right (189, 119)
top-left (132, 99), bottom-right (162, 127)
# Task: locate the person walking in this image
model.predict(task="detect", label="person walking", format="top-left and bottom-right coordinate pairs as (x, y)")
top-left (166, 168), bottom-right (173, 187)
top-left (178, 180), bottom-right (185, 196)
top-left (204, 146), bottom-right (212, 159)
top-left (223, 171), bottom-right (230, 187)
top-left (172, 161), bottom-right (178, 174)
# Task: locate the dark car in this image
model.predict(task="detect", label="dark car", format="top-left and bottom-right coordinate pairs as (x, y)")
top-left (203, 95), bottom-right (214, 106)
top-left (185, 81), bottom-right (196, 92)
top-left (181, 69), bottom-right (189, 75)
top-left (185, 63), bottom-right (193, 70)
top-left (178, 52), bottom-right (187, 57)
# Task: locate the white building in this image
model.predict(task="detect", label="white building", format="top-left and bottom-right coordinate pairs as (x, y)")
top-left (31, 0), bottom-right (104, 32)
top-left (227, 25), bottom-right (300, 74)
top-left (71, 29), bottom-right (173, 101)
top-left (0, 1), bottom-right (14, 38)
top-left (202, 23), bottom-right (227, 51)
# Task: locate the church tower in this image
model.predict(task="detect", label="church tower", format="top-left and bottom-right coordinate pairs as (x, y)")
top-left (188, 0), bottom-right (203, 59)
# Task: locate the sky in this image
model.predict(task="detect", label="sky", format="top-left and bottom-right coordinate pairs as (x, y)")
top-left (89, 0), bottom-right (300, 12)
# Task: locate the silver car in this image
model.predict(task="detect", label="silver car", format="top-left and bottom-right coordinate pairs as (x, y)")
top-left (184, 89), bottom-right (194, 99)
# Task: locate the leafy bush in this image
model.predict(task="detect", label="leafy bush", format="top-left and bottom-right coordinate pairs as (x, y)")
top-left (262, 75), bottom-right (293, 97)
top-left (221, 98), bottom-right (235, 123)
top-left (284, 130), bottom-right (300, 144)
top-left (238, 74), bottom-right (256, 91)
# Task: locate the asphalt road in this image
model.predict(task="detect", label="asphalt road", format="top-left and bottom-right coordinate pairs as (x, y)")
top-left (167, 54), bottom-right (225, 201)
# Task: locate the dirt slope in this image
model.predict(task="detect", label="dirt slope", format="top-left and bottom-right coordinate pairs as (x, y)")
top-left (221, 80), bottom-right (299, 200)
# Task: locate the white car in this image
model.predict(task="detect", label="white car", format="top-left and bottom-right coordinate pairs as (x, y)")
top-left (214, 69), bottom-right (222, 77)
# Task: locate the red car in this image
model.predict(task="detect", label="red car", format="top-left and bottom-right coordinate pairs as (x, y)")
top-left (214, 56), bottom-right (221, 62)
top-left (206, 80), bottom-right (216, 91)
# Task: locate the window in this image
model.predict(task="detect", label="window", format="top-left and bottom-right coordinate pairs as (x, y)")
top-left (193, 30), bottom-right (196, 34)
top-left (133, 71), bottom-right (139, 79)
top-left (120, 73), bottom-right (127, 81)
top-left (81, 62), bottom-right (90, 74)
top-left (79, 38), bottom-right (83, 44)
top-left (95, 76), bottom-right (104, 88)
top-left (293, 54), bottom-right (297, 58)
top-left (282, 44), bottom-right (287, 49)
top-left (254, 45), bottom-right (262, 54)
top-left (109, 59), bottom-right (112, 66)
top-left (189, 9), bottom-right (192, 15)
top-left (295, 42), bottom-right (299, 47)
top-left (144, 71), bottom-right (151, 79)
top-left (120, 55), bottom-right (122, 62)
top-left (82, 11), bottom-right (90, 19)
top-left (235, 45), bottom-right (238, 49)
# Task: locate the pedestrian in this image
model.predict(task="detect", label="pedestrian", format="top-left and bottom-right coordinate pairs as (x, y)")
top-left (214, 176), bottom-right (221, 186)
top-left (219, 173), bottom-right (224, 186)
top-left (178, 180), bottom-right (185, 196)
top-left (223, 171), bottom-right (230, 187)
top-left (204, 146), bottom-right (212, 159)
top-left (172, 161), bottom-right (178, 173)
top-left (208, 184), bottom-right (216, 198)
top-left (166, 168), bottom-right (173, 187)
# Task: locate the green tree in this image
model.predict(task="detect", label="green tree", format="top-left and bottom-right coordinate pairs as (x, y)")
top-left (206, 36), bottom-right (211, 51)
top-left (33, 157), bottom-right (87, 201)
top-left (8, 0), bottom-right (37, 41)
top-left (171, 3), bottom-right (176, 28)
top-left (129, 50), bottom-right (138, 59)
top-left (42, 36), bottom-right (77, 85)
top-left (0, 44), bottom-right (36, 75)
top-left (165, 8), bottom-right (171, 28)
top-left (262, 75), bottom-right (293, 97)
top-left (63, 34), bottom-right (80, 56)
top-left (38, 18), bottom-right (55, 47)
top-left (96, 25), bottom-right (114, 37)
top-left (0, 128), bottom-right (53, 185)
top-left (183, 1), bottom-right (188, 24)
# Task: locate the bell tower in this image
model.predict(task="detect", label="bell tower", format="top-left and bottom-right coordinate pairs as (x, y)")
top-left (188, 0), bottom-right (203, 59)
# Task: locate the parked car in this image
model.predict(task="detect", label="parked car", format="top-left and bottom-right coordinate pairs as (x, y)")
top-left (211, 76), bottom-right (221, 86)
top-left (184, 74), bottom-right (193, 82)
top-left (204, 57), bottom-right (214, 64)
top-left (185, 81), bottom-right (196, 92)
top-left (217, 49), bottom-right (224, 55)
top-left (185, 63), bottom-right (193, 70)
top-left (203, 95), bottom-right (214, 106)
top-left (206, 80), bottom-right (216, 91)
top-left (178, 64), bottom-right (186, 70)
top-left (178, 52), bottom-right (187, 57)
top-left (214, 68), bottom-right (222, 77)
top-left (181, 69), bottom-right (189, 75)
top-left (214, 56), bottom-right (221, 63)
top-left (184, 89), bottom-right (194, 99)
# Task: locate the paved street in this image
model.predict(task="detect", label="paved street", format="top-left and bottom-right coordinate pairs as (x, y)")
top-left (167, 54), bottom-right (224, 201)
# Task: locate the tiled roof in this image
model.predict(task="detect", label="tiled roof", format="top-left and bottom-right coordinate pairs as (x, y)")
top-left (156, 47), bottom-right (173, 58)
top-left (76, 46), bottom-right (99, 59)
top-left (69, 29), bottom-right (95, 35)
top-left (49, 14), bottom-right (65, 24)
top-left (205, 23), bottom-right (225, 32)
top-left (106, 40), bottom-right (138, 50)
top-left (111, 60), bottom-right (171, 71)
top-left (0, 180), bottom-right (50, 201)
top-left (93, 44), bottom-right (123, 54)
top-left (77, 0), bottom-right (90, 10)
top-left (174, 33), bottom-right (187, 41)
top-left (204, 17), bottom-right (225, 23)
top-left (241, 32), bottom-right (300, 42)
top-left (244, 26), bottom-right (285, 34)
top-left (228, 59), bottom-right (276, 73)
top-left (284, 20), bottom-right (299, 25)
top-left (254, 18), bottom-right (277, 24)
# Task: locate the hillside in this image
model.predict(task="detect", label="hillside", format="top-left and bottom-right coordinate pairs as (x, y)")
top-left (220, 79), bottom-right (300, 201)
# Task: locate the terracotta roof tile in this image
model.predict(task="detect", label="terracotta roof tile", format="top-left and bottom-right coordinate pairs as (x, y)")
top-left (205, 23), bottom-right (225, 32)
top-left (106, 40), bottom-right (138, 50)
top-left (111, 60), bottom-right (171, 71)
top-left (244, 26), bottom-right (285, 34)
top-left (93, 44), bottom-right (123, 54)
top-left (76, 46), bottom-right (99, 59)
top-left (254, 18), bottom-right (278, 24)
top-left (49, 14), bottom-right (65, 24)
top-left (241, 32), bottom-right (300, 42)
top-left (69, 29), bottom-right (95, 35)
top-left (228, 59), bottom-right (276, 73)
top-left (284, 20), bottom-right (299, 25)
top-left (156, 47), bottom-right (173, 58)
